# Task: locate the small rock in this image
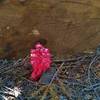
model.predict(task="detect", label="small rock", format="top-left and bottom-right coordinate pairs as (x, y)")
top-left (6, 26), bottom-right (10, 30)
top-left (39, 67), bottom-right (57, 84)
top-left (32, 29), bottom-right (40, 36)
top-left (95, 44), bottom-right (100, 55)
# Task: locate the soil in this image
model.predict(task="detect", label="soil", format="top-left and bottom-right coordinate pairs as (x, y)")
top-left (0, 0), bottom-right (100, 59)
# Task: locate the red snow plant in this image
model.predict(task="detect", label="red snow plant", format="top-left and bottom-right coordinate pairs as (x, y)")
top-left (30, 42), bottom-right (52, 81)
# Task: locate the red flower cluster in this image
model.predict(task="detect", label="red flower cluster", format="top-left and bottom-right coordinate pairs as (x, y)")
top-left (30, 43), bottom-right (52, 80)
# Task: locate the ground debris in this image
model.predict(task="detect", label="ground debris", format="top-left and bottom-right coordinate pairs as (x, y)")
top-left (0, 51), bottom-right (100, 99)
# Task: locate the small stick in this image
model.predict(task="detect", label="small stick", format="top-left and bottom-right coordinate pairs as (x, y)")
top-left (49, 62), bottom-right (65, 85)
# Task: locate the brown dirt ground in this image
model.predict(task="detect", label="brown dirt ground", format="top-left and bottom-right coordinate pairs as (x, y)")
top-left (0, 0), bottom-right (100, 59)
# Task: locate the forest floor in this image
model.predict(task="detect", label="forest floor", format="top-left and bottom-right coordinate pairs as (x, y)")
top-left (0, 48), bottom-right (100, 100)
top-left (0, 1), bottom-right (100, 99)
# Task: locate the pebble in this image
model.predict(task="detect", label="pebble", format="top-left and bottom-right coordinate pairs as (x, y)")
top-left (6, 26), bottom-right (10, 30)
top-left (95, 44), bottom-right (100, 55)
top-left (32, 29), bottom-right (40, 36)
